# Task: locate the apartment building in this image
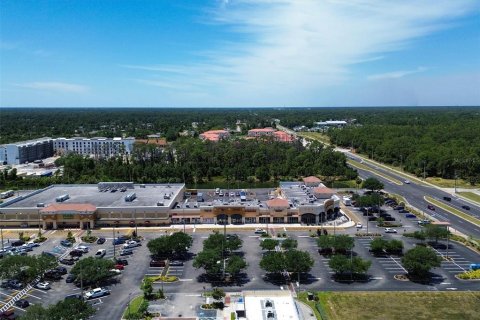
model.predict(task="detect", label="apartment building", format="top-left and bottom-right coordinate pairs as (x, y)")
top-left (54, 137), bottom-right (135, 157)
top-left (0, 137), bottom-right (54, 165)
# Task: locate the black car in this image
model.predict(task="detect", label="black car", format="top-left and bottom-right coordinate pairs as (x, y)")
top-left (65, 274), bottom-right (76, 283)
top-left (69, 249), bottom-right (83, 257)
top-left (44, 270), bottom-right (62, 280)
top-left (461, 205), bottom-right (471, 210)
top-left (64, 293), bottom-right (82, 301)
top-left (8, 279), bottom-right (24, 289)
top-left (97, 237), bottom-right (106, 245)
top-left (114, 258), bottom-right (129, 266)
top-left (55, 266), bottom-right (68, 275)
top-left (11, 240), bottom-right (25, 247)
top-left (169, 260), bottom-right (184, 266)
top-left (15, 299), bottom-right (29, 308)
top-left (443, 196), bottom-right (452, 201)
top-left (60, 258), bottom-right (75, 266)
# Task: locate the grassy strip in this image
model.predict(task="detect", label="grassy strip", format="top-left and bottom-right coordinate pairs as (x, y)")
top-left (122, 296), bottom-right (144, 319)
top-left (298, 132), bottom-right (331, 145)
top-left (318, 291), bottom-right (480, 320)
top-left (458, 191), bottom-right (480, 204)
top-left (297, 292), bottom-right (323, 320)
top-left (424, 196), bottom-right (480, 226)
top-left (347, 160), bottom-right (403, 185)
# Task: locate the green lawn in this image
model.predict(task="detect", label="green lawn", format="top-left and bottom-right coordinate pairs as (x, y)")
top-left (347, 160), bottom-right (403, 185)
top-left (458, 191), bottom-right (480, 204)
top-left (425, 196), bottom-right (480, 226)
top-left (122, 296), bottom-right (144, 319)
top-left (298, 132), bottom-right (331, 145)
top-left (317, 291), bottom-right (480, 320)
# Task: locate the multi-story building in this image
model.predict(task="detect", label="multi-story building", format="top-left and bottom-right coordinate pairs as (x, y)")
top-left (247, 127), bottom-right (276, 137)
top-left (0, 138), bottom-right (54, 165)
top-left (248, 128), bottom-right (294, 143)
top-left (54, 137), bottom-right (135, 157)
top-left (199, 130), bottom-right (231, 142)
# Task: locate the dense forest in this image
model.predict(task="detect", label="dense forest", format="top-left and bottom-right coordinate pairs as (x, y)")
top-left (1, 107), bottom-right (479, 184)
top-left (325, 108), bottom-right (480, 184)
top-left (0, 138), bottom-right (356, 188)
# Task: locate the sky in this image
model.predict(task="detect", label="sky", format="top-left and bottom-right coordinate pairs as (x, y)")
top-left (1, 0), bottom-right (479, 108)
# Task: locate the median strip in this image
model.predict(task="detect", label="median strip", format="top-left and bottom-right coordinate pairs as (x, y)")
top-left (424, 196), bottom-right (480, 226)
top-left (347, 160), bottom-right (403, 185)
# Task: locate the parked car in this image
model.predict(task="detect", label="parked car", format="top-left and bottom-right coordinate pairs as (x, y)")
top-left (44, 270), bottom-right (62, 280)
top-left (11, 240), bottom-right (25, 247)
top-left (398, 209), bottom-right (409, 214)
top-left (55, 266), bottom-right (68, 275)
top-left (60, 258), bottom-right (75, 266)
top-left (123, 242), bottom-right (140, 249)
top-left (119, 249), bottom-right (133, 256)
top-left (84, 287), bottom-right (110, 300)
top-left (0, 309), bottom-right (15, 320)
top-left (35, 281), bottom-right (51, 290)
top-left (15, 299), bottom-right (29, 308)
top-left (405, 213), bottom-right (417, 218)
top-left (114, 258), bottom-right (129, 266)
top-left (96, 237), bottom-right (106, 245)
top-left (462, 205), bottom-right (471, 210)
top-left (7, 279), bottom-right (23, 289)
top-left (65, 274), bottom-right (76, 283)
top-left (254, 228), bottom-right (266, 234)
top-left (20, 244), bottom-right (33, 252)
top-left (169, 260), bottom-right (184, 266)
top-left (64, 293), bottom-right (83, 301)
top-left (109, 269), bottom-right (122, 275)
top-left (60, 240), bottom-right (73, 247)
top-left (418, 219), bottom-right (431, 226)
top-left (469, 263), bottom-right (480, 271)
top-left (443, 196), bottom-right (452, 201)
top-left (150, 260), bottom-right (166, 267)
top-left (113, 238), bottom-right (125, 245)
top-left (77, 245), bottom-right (89, 253)
top-left (69, 249), bottom-right (83, 257)
top-left (393, 206), bottom-right (404, 211)
top-left (356, 223), bottom-right (363, 229)
top-left (95, 249), bottom-right (106, 258)
top-left (427, 205), bottom-right (435, 210)
top-left (114, 264), bottom-right (125, 270)
top-left (384, 228), bottom-right (397, 233)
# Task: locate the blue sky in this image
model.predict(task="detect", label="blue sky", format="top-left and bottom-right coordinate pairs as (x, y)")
top-left (1, 0), bottom-right (479, 108)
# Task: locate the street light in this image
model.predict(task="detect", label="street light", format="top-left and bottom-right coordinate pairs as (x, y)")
top-left (366, 208), bottom-right (369, 235)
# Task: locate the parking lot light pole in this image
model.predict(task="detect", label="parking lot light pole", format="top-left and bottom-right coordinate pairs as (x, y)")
top-left (113, 225), bottom-right (116, 259)
top-left (366, 208), bottom-right (369, 235)
top-left (1, 226), bottom-right (4, 251)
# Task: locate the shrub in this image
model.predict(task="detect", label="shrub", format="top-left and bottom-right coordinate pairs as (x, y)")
top-left (457, 269), bottom-right (480, 280)
top-left (34, 236), bottom-right (47, 243)
top-left (146, 275), bottom-right (178, 283)
top-left (81, 236), bottom-right (98, 243)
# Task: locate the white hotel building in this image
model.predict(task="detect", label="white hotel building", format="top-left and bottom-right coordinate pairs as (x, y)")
top-left (54, 137), bottom-right (135, 157)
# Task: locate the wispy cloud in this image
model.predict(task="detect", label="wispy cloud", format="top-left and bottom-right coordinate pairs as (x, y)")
top-left (16, 82), bottom-right (89, 93)
top-left (126, 0), bottom-right (479, 105)
top-left (368, 67), bottom-right (429, 81)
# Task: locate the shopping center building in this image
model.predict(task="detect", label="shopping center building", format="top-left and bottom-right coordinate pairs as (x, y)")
top-left (0, 177), bottom-right (341, 229)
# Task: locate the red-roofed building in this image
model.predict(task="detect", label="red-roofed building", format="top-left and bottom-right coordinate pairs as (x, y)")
top-left (302, 176), bottom-right (322, 187)
top-left (247, 127), bottom-right (276, 137)
top-left (200, 130), bottom-right (230, 142)
top-left (273, 131), bottom-right (294, 143)
top-left (40, 203), bottom-right (97, 229)
top-left (313, 187), bottom-right (334, 199)
top-left (266, 198), bottom-right (289, 208)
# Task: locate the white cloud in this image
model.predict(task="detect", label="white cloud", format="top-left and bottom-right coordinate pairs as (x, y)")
top-left (127, 0), bottom-right (479, 106)
top-left (368, 67), bottom-right (429, 81)
top-left (16, 82), bottom-right (89, 93)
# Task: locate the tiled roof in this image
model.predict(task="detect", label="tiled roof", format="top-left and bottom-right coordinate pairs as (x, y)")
top-left (303, 176), bottom-right (321, 183)
top-left (40, 203), bottom-right (97, 213)
top-left (249, 128), bottom-right (275, 133)
top-left (313, 187), bottom-right (334, 194)
top-left (266, 198), bottom-right (289, 208)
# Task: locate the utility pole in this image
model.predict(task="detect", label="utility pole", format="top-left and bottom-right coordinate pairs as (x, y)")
top-left (113, 225), bottom-right (116, 259)
top-left (454, 171), bottom-right (458, 194)
top-left (423, 160), bottom-right (426, 181)
top-left (1, 227), bottom-right (3, 251)
top-left (366, 208), bottom-right (369, 235)
top-left (446, 226), bottom-right (450, 259)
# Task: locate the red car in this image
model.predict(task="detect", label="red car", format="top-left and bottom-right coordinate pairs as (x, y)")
top-left (114, 264), bottom-right (125, 270)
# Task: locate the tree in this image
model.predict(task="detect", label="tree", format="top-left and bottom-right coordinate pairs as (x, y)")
top-left (19, 298), bottom-right (95, 320)
top-left (369, 237), bottom-right (387, 255)
top-left (260, 239), bottom-right (279, 251)
top-left (168, 232), bottom-right (193, 255)
top-left (284, 250), bottom-right (314, 274)
top-left (362, 177), bottom-right (384, 192)
top-left (424, 225), bottom-right (450, 244)
top-left (211, 288), bottom-right (226, 301)
top-left (203, 232), bottom-right (242, 253)
top-left (225, 255), bottom-right (247, 276)
top-left (332, 235), bottom-right (355, 254)
top-left (385, 239), bottom-right (404, 254)
top-left (351, 257), bottom-right (371, 275)
top-left (259, 252), bottom-right (285, 274)
top-left (401, 246), bottom-right (441, 278)
top-left (0, 255), bottom-right (57, 283)
top-left (141, 277), bottom-right (154, 299)
top-left (147, 236), bottom-right (172, 258)
top-left (281, 238), bottom-right (298, 251)
top-left (328, 254), bottom-right (350, 275)
top-left (70, 257), bottom-right (115, 286)
top-left (355, 193), bottom-right (385, 207)
top-left (193, 249), bottom-right (222, 275)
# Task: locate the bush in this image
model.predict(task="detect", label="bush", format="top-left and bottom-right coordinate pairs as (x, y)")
top-left (81, 236), bottom-right (98, 243)
top-left (34, 236), bottom-right (47, 243)
top-left (145, 275), bottom-right (178, 283)
top-left (457, 269), bottom-right (480, 280)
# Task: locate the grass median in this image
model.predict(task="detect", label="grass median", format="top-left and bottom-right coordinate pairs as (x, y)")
top-left (315, 291), bottom-right (480, 320)
top-left (122, 296), bottom-right (145, 319)
top-left (347, 160), bottom-right (403, 185)
top-left (458, 191), bottom-right (480, 204)
top-left (425, 196), bottom-right (480, 226)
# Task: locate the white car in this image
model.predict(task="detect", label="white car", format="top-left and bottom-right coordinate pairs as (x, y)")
top-left (254, 228), bottom-right (266, 234)
top-left (77, 245), bottom-right (89, 253)
top-left (356, 223), bottom-right (363, 229)
top-left (404, 180), bottom-right (410, 184)
top-left (95, 249), bottom-right (106, 258)
top-left (83, 287), bottom-right (110, 300)
top-left (229, 192), bottom-right (235, 197)
top-left (385, 228), bottom-right (398, 233)
top-left (109, 269), bottom-right (122, 275)
top-left (36, 282), bottom-right (51, 290)
top-left (123, 241), bottom-right (141, 249)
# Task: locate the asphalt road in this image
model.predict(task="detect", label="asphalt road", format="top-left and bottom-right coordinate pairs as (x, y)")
top-left (346, 153), bottom-right (480, 239)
